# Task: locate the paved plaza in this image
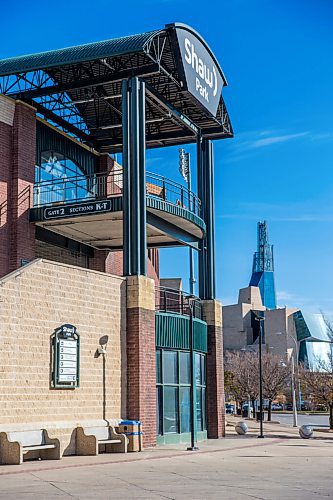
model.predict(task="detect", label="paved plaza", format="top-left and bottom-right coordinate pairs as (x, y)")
top-left (0, 419), bottom-right (332, 499)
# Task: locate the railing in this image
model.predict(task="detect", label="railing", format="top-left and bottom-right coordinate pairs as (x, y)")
top-left (33, 171), bottom-right (123, 207)
top-left (33, 170), bottom-right (201, 216)
top-left (156, 286), bottom-right (203, 320)
top-left (146, 171), bottom-right (201, 216)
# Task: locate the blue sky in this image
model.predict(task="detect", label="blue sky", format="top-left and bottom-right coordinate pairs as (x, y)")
top-left (1, 0), bottom-right (333, 312)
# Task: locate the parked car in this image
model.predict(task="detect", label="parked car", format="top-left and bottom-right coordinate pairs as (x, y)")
top-left (271, 404), bottom-right (283, 411)
top-left (225, 403), bottom-right (235, 414)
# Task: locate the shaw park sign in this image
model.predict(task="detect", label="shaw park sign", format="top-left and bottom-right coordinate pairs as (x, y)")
top-left (171, 25), bottom-right (226, 117)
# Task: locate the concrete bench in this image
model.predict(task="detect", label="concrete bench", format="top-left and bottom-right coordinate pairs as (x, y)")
top-left (76, 426), bottom-right (128, 456)
top-left (0, 429), bottom-right (61, 465)
top-left (146, 182), bottom-right (165, 198)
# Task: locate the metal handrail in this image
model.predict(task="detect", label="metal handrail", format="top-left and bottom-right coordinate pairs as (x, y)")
top-left (146, 171), bottom-right (201, 215)
top-left (33, 170), bottom-right (201, 216)
top-left (155, 286), bottom-right (203, 320)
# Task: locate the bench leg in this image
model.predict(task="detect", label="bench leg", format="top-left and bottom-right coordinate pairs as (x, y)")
top-left (0, 433), bottom-right (22, 465)
top-left (108, 429), bottom-right (128, 453)
top-left (76, 428), bottom-right (98, 456)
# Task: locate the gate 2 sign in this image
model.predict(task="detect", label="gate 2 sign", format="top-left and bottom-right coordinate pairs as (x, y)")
top-left (53, 324), bottom-right (80, 389)
top-left (172, 25), bottom-right (226, 117)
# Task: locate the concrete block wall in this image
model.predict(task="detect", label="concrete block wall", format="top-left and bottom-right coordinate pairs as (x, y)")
top-left (0, 259), bottom-right (126, 454)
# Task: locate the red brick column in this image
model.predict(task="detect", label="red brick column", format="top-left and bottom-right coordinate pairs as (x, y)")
top-left (9, 101), bottom-right (36, 272)
top-left (202, 300), bottom-right (225, 438)
top-left (0, 117), bottom-right (12, 277)
top-left (126, 275), bottom-right (156, 447)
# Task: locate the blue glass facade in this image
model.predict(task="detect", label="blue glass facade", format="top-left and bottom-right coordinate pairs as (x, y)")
top-left (249, 221), bottom-right (277, 309)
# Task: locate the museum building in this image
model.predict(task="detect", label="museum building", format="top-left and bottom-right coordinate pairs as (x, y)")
top-left (0, 23), bottom-right (232, 452)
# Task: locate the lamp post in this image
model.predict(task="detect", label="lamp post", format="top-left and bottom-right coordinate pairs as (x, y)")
top-left (187, 295), bottom-right (199, 451)
top-left (179, 149), bottom-right (196, 296)
top-left (275, 331), bottom-right (298, 426)
top-left (254, 313), bottom-right (265, 438)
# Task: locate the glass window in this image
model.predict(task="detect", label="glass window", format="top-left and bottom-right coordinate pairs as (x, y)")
top-left (156, 350), bottom-right (162, 384)
top-left (202, 387), bottom-right (206, 431)
top-left (35, 151), bottom-right (94, 206)
top-left (163, 351), bottom-right (178, 384)
top-left (195, 353), bottom-right (202, 385)
top-left (156, 386), bottom-right (163, 435)
top-left (201, 355), bottom-right (206, 385)
top-left (163, 386), bottom-right (178, 433)
top-left (179, 352), bottom-right (190, 384)
top-left (180, 387), bottom-right (191, 433)
top-left (196, 387), bottom-right (203, 432)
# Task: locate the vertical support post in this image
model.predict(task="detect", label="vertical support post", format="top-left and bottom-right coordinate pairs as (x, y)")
top-left (126, 275), bottom-right (156, 448)
top-left (197, 134), bottom-right (206, 299)
top-left (257, 315), bottom-right (265, 438)
top-left (197, 137), bottom-right (216, 300)
top-left (202, 299), bottom-right (225, 438)
top-left (122, 76), bottom-right (147, 276)
top-left (187, 301), bottom-right (198, 450)
top-left (291, 356), bottom-right (298, 427)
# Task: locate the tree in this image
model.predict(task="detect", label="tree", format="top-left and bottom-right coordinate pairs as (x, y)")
top-left (225, 351), bottom-right (258, 414)
top-left (225, 351), bottom-right (290, 421)
top-left (300, 357), bottom-right (333, 429)
top-left (261, 353), bottom-right (290, 421)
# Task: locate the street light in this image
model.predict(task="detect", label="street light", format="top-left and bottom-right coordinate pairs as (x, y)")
top-left (179, 149), bottom-right (196, 296)
top-left (254, 312), bottom-right (265, 438)
top-left (275, 331), bottom-right (298, 427)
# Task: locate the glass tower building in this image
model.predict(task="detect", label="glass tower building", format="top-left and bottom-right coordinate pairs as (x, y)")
top-left (249, 221), bottom-right (277, 309)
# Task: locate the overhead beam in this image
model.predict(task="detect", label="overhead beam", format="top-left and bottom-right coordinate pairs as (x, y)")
top-left (30, 100), bottom-right (94, 146)
top-left (147, 212), bottom-right (199, 249)
top-left (12, 63), bottom-right (160, 99)
top-left (145, 82), bottom-right (199, 135)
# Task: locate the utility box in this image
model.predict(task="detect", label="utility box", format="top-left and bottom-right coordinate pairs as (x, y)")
top-left (117, 420), bottom-right (142, 452)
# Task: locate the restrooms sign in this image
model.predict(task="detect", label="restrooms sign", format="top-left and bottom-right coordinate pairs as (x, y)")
top-left (174, 27), bottom-right (224, 117)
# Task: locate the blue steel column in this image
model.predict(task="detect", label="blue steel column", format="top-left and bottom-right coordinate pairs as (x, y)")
top-left (122, 77), bottom-right (147, 276)
top-left (197, 137), bottom-right (216, 300)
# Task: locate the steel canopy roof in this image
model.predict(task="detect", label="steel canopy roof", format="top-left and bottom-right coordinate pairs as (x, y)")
top-left (0, 23), bottom-right (233, 152)
top-left (0, 31), bottom-right (162, 76)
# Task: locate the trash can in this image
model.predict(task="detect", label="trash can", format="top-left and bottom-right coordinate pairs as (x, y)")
top-left (256, 411), bottom-right (264, 422)
top-left (242, 408), bottom-right (249, 418)
top-left (117, 420), bottom-right (143, 452)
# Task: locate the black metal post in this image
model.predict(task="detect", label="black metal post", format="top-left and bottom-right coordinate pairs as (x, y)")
top-left (122, 76), bottom-right (147, 276)
top-left (197, 137), bottom-right (215, 300)
top-left (187, 299), bottom-right (199, 451)
top-left (197, 135), bottom-right (206, 300)
top-left (257, 316), bottom-right (265, 438)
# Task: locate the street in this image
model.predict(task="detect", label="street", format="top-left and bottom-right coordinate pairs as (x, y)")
top-left (272, 412), bottom-right (330, 428)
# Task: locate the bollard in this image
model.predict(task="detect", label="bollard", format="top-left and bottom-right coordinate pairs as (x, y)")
top-left (299, 425), bottom-right (313, 439)
top-left (235, 421), bottom-right (248, 435)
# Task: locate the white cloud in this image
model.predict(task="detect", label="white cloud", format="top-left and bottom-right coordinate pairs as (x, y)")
top-left (250, 132), bottom-right (309, 149)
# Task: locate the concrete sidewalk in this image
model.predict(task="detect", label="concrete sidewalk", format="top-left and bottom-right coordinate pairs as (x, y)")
top-left (0, 420), bottom-right (332, 499)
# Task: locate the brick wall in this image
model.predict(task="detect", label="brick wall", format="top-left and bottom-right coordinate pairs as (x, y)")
top-left (0, 120), bottom-right (11, 277)
top-left (0, 259), bottom-right (126, 452)
top-left (9, 102), bottom-right (36, 271)
top-left (126, 276), bottom-right (156, 447)
top-left (203, 300), bottom-right (225, 438)
top-left (36, 240), bottom-right (89, 268)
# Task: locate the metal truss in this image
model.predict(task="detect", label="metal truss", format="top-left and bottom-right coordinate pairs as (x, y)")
top-left (0, 29), bottom-right (233, 149)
